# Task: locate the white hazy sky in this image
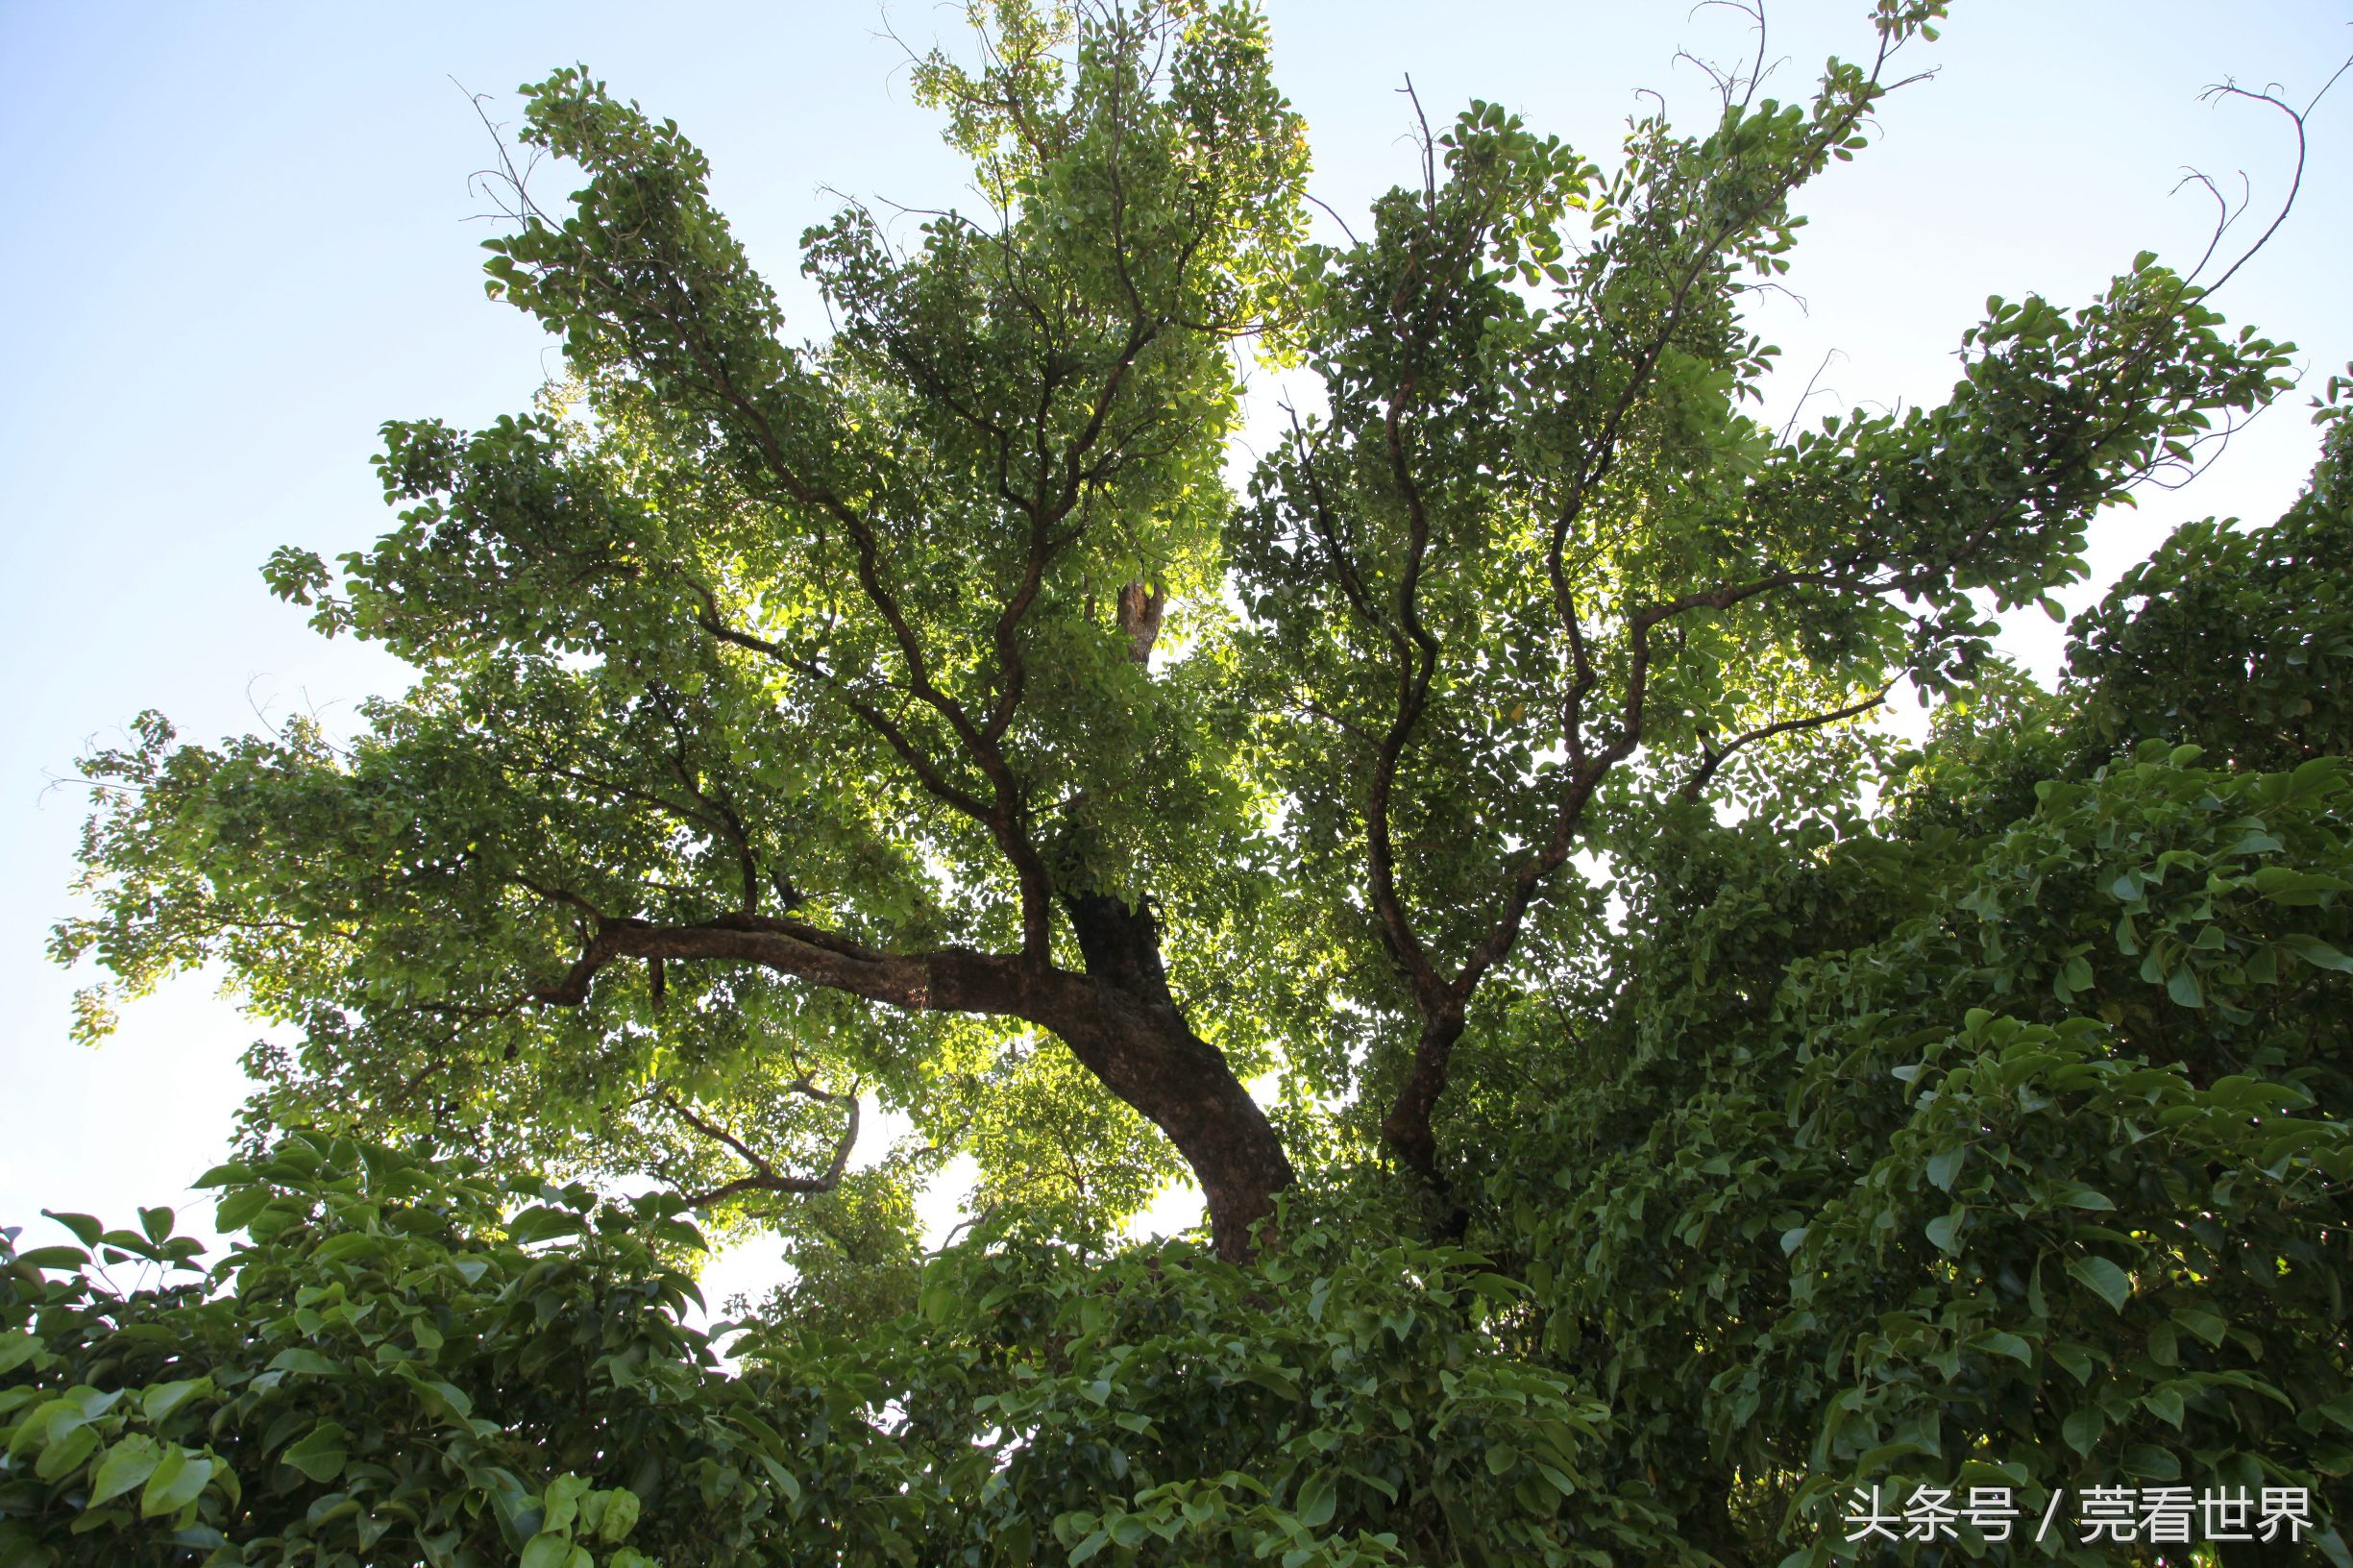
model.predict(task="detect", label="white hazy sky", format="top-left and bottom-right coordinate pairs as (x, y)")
top-left (4, 2), bottom-right (2348, 1307)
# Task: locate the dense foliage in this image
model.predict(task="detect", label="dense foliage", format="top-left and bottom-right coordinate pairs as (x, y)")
top-left (3, 1139), bottom-right (1689, 1567)
top-left (12, 1), bottom-right (2352, 1562)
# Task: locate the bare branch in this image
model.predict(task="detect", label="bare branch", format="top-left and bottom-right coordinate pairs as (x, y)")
top-left (666, 1085), bottom-right (861, 1209)
top-left (1679, 682), bottom-right (1894, 801)
top-left (2196, 55), bottom-right (2352, 292)
top-left (1777, 347), bottom-right (1847, 445)
top-left (1304, 190), bottom-right (1361, 247)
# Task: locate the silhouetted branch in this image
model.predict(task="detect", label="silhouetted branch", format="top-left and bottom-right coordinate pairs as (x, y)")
top-left (665, 1083), bottom-right (860, 1209)
top-left (2193, 55), bottom-right (2352, 292)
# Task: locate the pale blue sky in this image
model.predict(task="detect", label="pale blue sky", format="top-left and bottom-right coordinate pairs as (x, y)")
top-left (5, 1), bottom-right (2348, 1287)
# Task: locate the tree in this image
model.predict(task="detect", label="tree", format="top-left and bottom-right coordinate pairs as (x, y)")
top-left (19, 4), bottom-right (2353, 1561)
top-left (50, 0), bottom-right (2289, 1262)
top-left (12, 494), bottom-right (2353, 1561)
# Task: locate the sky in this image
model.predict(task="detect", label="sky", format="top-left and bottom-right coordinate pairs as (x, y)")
top-left (4, 0), bottom-right (2349, 1307)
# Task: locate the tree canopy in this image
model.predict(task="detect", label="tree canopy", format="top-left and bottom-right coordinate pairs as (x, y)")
top-left (12, 2), bottom-right (2353, 1564)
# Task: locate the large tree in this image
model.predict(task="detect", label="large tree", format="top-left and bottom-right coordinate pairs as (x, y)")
top-left (18, 6), bottom-right (2353, 1560)
top-left (13, 443), bottom-right (2353, 1558)
top-left (53, 0), bottom-right (2288, 1268)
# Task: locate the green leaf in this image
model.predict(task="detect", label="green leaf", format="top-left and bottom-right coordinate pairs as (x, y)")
top-left (507, 1206), bottom-right (589, 1247)
top-left (592, 1487), bottom-right (642, 1544)
top-left (141, 1379), bottom-right (212, 1423)
top-left (34, 1425), bottom-right (99, 1482)
top-left (401, 1372), bottom-right (475, 1427)
top-left (88, 1435), bottom-right (163, 1506)
top-left (310, 1232), bottom-right (383, 1264)
top-left (281, 1422), bottom-right (349, 1483)
top-left (2067, 1256), bottom-right (2133, 1312)
top-left (1972, 1331), bottom-right (2032, 1365)
top-left (642, 1217), bottom-right (708, 1252)
top-left (1924, 1211), bottom-right (1963, 1254)
top-left (2047, 1341), bottom-right (2096, 1384)
top-left (13, 1246), bottom-right (88, 1272)
top-left (39, 1212), bottom-right (103, 1248)
top-left (2250, 867), bottom-right (2353, 904)
top-left (2170, 1306), bottom-right (2227, 1347)
top-left (520, 1534), bottom-right (591, 1568)
top-left (1467, 1271), bottom-right (1526, 1303)
top-left (2280, 933), bottom-right (2353, 972)
top-left (1296, 1469), bottom-right (1337, 1530)
top-left (756, 1455), bottom-right (801, 1505)
top-left (141, 1448), bottom-right (213, 1517)
top-left (544, 1473), bottom-right (592, 1533)
top-left (211, 1187), bottom-right (273, 1234)
top-left (2288, 756), bottom-right (2341, 799)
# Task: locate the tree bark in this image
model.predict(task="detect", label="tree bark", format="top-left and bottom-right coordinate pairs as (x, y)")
top-left (551, 904), bottom-right (1293, 1261)
top-left (1381, 1013), bottom-right (1464, 1189)
top-left (1060, 889), bottom-right (1293, 1262)
top-left (1379, 1013), bottom-right (1472, 1238)
top-left (1115, 581), bottom-right (1167, 665)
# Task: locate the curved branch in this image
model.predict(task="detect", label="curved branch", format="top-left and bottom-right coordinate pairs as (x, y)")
top-left (667, 1084), bottom-right (861, 1209)
top-left (1679, 681), bottom-right (1893, 801)
top-left (2197, 56), bottom-right (2352, 293)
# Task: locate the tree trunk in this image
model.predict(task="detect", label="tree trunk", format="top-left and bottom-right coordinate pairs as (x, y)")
top-left (1057, 889), bottom-right (1293, 1261)
top-left (546, 906), bottom-right (1292, 1257)
top-left (1380, 1014), bottom-right (1470, 1238)
top-left (1041, 591), bottom-right (1290, 1261)
top-left (1382, 1014), bottom-right (1464, 1188)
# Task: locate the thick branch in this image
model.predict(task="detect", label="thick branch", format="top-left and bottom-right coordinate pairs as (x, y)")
top-left (530, 909), bottom-right (1290, 1258)
top-left (1115, 581), bottom-right (1166, 664)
